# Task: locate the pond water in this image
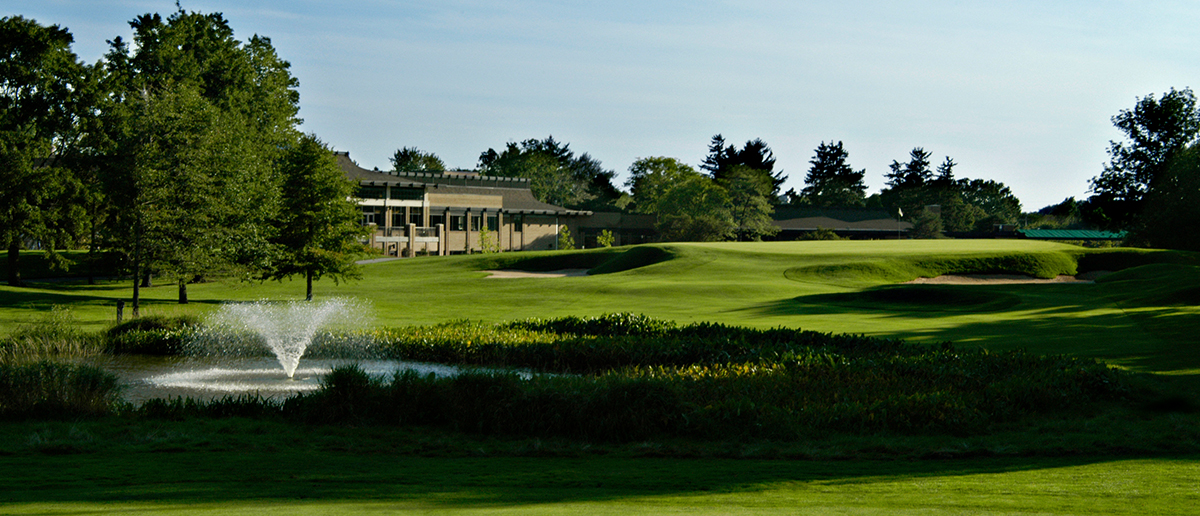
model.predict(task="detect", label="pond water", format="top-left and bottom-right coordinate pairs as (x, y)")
top-left (99, 356), bottom-right (472, 403)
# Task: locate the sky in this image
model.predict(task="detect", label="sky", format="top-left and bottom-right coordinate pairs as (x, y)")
top-left (15, 0), bottom-right (1200, 210)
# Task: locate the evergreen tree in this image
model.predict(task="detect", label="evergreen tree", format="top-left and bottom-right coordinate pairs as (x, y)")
top-left (701, 134), bottom-right (787, 197)
top-left (799, 141), bottom-right (867, 207)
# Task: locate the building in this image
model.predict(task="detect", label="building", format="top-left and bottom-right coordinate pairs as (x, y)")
top-left (337, 152), bottom-right (592, 256)
top-left (772, 206), bottom-right (913, 239)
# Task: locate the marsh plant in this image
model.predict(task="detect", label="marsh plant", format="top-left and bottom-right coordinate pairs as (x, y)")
top-left (0, 307), bottom-right (104, 364)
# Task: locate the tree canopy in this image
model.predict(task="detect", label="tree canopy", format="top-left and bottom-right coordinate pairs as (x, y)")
top-left (1087, 87), bottom-right (1200, 230)
top-left (625, 156), bottom-right (702, 214)
top-left (798, 141), bottom-right (867, 207)
top-left (478, 136), bottom-right (621, 210)
top-left (96, 8), bottom-right (301, 311)
top-left (0, 16), bottom-right (89, 286)
top-left (700, 134), bottom-right (787, 198)
top-left (268, 134), bottom-right (366, 300)
top-left (390, 147), bottom-right (445, 172)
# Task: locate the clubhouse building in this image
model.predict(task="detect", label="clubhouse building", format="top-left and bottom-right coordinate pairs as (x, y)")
top-left (338, 152), bottom-right (596, 256)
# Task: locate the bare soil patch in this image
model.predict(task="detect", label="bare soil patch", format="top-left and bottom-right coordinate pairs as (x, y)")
top-left (905, 274), bottom-right (1095, 285)
top-left (484, 269), bottom-right (590, 279)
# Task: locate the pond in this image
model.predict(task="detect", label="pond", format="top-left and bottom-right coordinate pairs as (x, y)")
top-left (99, 356), bottom-right (470, 403)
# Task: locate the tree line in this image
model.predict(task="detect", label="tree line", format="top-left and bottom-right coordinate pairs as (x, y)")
top-left (0, 12), bottom-right (366, 312)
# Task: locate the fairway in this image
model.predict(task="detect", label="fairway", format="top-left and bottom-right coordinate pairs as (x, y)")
top-left (1, 448), bottom-right (1197, 515)
top-left (3, 240), bottom-right (1195, 373)
top-left (2, 239), bottom-right (1198, 515)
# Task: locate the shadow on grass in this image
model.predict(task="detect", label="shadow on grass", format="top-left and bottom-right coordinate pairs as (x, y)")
top-left (742, 282), bottom-right (1196, 374)
top-left (0, 446), bottom-right (1155, 508)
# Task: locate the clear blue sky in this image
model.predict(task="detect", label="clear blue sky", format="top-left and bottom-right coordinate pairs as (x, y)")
top-left (18, 0), bottom-right (1200, 210)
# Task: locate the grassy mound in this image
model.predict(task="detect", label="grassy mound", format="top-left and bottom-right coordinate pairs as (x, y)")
top-left (785, 250), bottom-right (1078, 286)
top-left (588, 245), bottom-right (676, 275)
top-left (802, 285), bottom-right (1023, 313)
top-left (467, 245), bottom-right (677, 276)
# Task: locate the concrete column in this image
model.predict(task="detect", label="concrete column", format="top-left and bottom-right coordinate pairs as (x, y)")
top-left (465, 208), bottom-right (472, 254)
top-left (498, 210), bottom-right (507, 251)
top-left (405, 223), bottom-right (416, 257)
top-left (437, 223), bottom-right (445, 256)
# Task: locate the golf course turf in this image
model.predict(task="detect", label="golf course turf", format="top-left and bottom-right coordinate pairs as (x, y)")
top-left (1, 240), bottom-right (1198, 514)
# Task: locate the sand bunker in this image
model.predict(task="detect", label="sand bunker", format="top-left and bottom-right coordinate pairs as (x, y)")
top-left (905, 274), bottom-right (1093, 285)
top-left (484, 269), bottom-right (590, 279)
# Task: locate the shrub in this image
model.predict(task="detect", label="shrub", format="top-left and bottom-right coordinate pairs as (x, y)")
top-left (104, 315), bottom-right (199, 355)
top-left (796, 227), bottom-right (846, 241)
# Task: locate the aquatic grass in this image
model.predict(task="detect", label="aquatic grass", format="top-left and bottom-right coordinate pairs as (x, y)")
top-left (254, 316), bottom-right (1133, 442)
top-left (0, 362), bottom-right (123, 419)
top-left (0, 306), bottom-right (105, 364)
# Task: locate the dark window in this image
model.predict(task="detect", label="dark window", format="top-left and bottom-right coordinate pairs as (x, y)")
top-left (486, 215), bottom-right (498, 231)
top-left (409, 207), bottom-right (424, 226)
top-left (449, 215), bottom-right (465, 231)
top-left (391, 187), bottom-right (423, 201)
top-left (470, 215), bottom-right (480, 231)
top-left (361, 207), bottom-right (381, 225)
top-left (429, 214), bottom-right (445, 227)
top-left (358, 185), bottom-right (386, 199)
top-left (511, 214), bottom-right (524, 232)
top-left (391, 212), bottom-right (405, 227)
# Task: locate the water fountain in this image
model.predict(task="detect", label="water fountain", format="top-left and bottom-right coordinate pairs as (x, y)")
top-left (105, 298), bottom-right (522, 402)
top-left (202, 298), bottom-right (354, 378)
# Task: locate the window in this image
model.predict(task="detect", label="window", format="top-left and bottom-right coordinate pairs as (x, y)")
top-left (391, 212), bottom-right (405, 227)
top-left (470, 215), bottom-right (480, 231)
top-left (429, 214), bottom-right (444, 228)
top-left (361, 207), bottom-right (381, 225)
top-left (511, 214), bottom-right (524, 232)
top-left (449, 215), bottom-right (465, 231)
top-left (408, 207), bottom-right (424, 226)
top-left (486, 215), bottom-right (498, 232)
top-left (357, 185), bottom-right (386, 199)
top-left (391, 187), bottom-right (423, 201)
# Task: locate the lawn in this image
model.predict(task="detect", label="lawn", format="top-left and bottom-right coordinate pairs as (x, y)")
top-left (3, 240), bottom-right (1196, 373)
top-left (1, 419), bottom-right (1197, 515)
top-left (1, 239), bottom-right (1198, 514)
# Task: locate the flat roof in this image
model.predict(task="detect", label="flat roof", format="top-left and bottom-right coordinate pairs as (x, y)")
top-left (1019, 229), bottom-right (1127, 240)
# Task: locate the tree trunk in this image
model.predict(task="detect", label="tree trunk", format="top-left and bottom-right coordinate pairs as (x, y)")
top-left (178, 279), bottom-right (188, 304)
top-left (306, 269), bottom-right (313, 301)
top-left (6, 233), bottom-right (21, 287)
top-left (132, 271), bottom-right (140, 318)
top-left (141, 272), bottom-right (152, 288)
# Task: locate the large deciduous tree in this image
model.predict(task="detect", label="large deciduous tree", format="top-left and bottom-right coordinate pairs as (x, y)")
top-left (799, 141), bottom-right (867, 207)
top-left (1088, 87), bottom-right (1200, 230)
top-left (654, 175), bottom-right (735, 242)
top-left (478, 136), bottom-right (621, 210)
top-left (268, 134), bottom-right (366, 301)
top-left (98, 9), bottom-right (300, 312)
top-left (625, 156), bottom-right (702, 214)
top-left (390, 147), bottom-right (445, 172)
top-left (0, 16), bottom-right (88, 286)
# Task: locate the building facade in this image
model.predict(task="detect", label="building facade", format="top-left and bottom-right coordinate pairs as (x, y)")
top-left (338, 152), bottom-right (592, 256)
